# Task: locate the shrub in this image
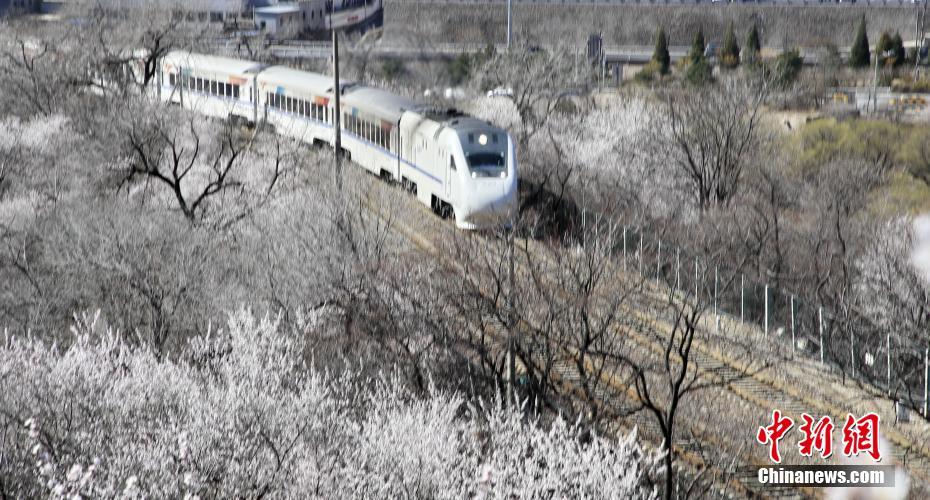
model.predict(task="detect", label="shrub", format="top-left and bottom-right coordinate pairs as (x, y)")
top-left (685, 58), bottom-right (713, 86)
top-left (381, 59), bottom-right (405, 80)
top-left (448, 53), bottom-right (472, 85)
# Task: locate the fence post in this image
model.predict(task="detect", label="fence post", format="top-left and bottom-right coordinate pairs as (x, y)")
top-left (764, 284), bottom-right (769, 336)
top-left (638, 233), bottom-right (643, 276)
top-left (886, 332), bottom-right (891, 396)
top-left (790, 295), bottom-right (796, 352)
top-left (713, 266), bottom-right (718, 318)
top-left (819, 307), bottom-right (825, 365)
top-left (850, 329), bottom-right (856, 377)
top-left (676, 248), bottom-right (680, 290)
top-left (656, 239), bottom-right (662, 286)
top-left (622, 227), bottom-right (627, 273)
top-left (740, 274), bottom-right (744, 323)
top-left (924, 346), bottom-right (928, 418)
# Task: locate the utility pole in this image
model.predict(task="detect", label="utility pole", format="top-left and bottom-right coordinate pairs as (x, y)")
top-left (917, 0), bottom-right (928, 80)
top-left (332, 15), bottom-right (342, 190)
top-left (869, 47), bottom-right (878, 113)
top-left (507, 0), bottom-right (513, 50)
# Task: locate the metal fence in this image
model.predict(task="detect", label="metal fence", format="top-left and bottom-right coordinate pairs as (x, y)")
top-left (618, 225), bottom-right (930, 420)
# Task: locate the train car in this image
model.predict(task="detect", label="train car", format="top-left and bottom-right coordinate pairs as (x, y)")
top-left (159, 52), bottom-right (266, 124)
top-left (157, 51), bottom-right (517, 229)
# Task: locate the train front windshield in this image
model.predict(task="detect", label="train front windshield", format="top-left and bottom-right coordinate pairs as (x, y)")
top-left (466, 152), bottom-right (506, 177)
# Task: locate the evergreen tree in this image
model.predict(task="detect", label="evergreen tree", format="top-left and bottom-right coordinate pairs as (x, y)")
top-left (892, 32), bottom-right (906, 67)
top-left (690, 28), bottom-right (706, 64)
top-left (876, 31), bottom-right (893, 67)
top-left (745, 24), bottom-right (761, 64)
top-left (720, 22), bottom-right (740, 68)
top-left (849, 16), bottom-right (870, 68)
top-left (653, 27), bottom-right (670, 75)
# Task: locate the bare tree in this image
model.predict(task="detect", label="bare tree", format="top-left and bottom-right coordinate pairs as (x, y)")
top-left (655, 77), bottom-right (767, 212)
top-left (117, 101), bottom-right (290, 224)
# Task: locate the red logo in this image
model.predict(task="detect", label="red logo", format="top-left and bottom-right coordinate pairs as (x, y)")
top-left (757, 411), bottom-right (882, 463)
top-left (756, 410), bottom-right (794, 463)
top-left (798, 413), bottom-right (834, 459)
top-left (841, 413), bottom-right (881, 461)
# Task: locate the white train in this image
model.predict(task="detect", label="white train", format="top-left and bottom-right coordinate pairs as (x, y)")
top-left (156, 51), bottom-right (517, 230)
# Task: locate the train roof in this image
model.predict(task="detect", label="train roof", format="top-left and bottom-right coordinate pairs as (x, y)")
top-left (163, 51), bottom-right (265, 76)
top-left (342, 87), bottom-right (420, 123)
top-left (257, 66), bottom-right (348, 96)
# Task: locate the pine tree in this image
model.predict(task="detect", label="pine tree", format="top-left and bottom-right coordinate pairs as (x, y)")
top-left (892, 32), bottom-right (906, 67)
top-left (745, 24), bottom-right (761, 64)
top-left (690, 28), bottom-right (706, 64)
top-left (875, 31), bottom-right (895, 67)
top-left (720, 22), bottom-right (740, 68)
top-left (653, 27), bottom-right (670, 75)
top-left (849, 16), bottom-right (870, 68)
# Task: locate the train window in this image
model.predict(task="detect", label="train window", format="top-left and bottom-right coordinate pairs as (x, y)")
top-left (169, 73), bottom-right (176, 86)
top-left (218, 82), bottom-right (225, 97)
top-left (492, 134), bottom-right (499, 144)
top-left (227, 83), bottom-right (233, 97)
top-left (210, 80), bottom-right (216, 94)
top-left (234, 85), bottom-right (240, 99)
top-left (450, 156), bottom-right (456, 170)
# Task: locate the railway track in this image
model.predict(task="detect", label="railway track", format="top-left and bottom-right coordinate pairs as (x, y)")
top-left (345, 166), bottom-right (930, 498)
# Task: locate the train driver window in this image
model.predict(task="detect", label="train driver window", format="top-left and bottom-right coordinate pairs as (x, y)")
top-left (450, 156), bottom-right (457, 171)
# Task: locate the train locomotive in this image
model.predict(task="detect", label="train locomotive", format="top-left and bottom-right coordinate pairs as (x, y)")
top-left (157, 51), bottom-right (518, 230)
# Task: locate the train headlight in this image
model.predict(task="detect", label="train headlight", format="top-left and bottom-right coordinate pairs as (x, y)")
top-left (500, 171), bottom-right (506, 178)
top-left (478, 134), bottom-right (487, 146)
top-left (471, 171), bottom-right (477, 179)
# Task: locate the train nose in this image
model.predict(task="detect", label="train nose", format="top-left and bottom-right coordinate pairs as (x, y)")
top-left (456, 181), bottom-right (518, 229)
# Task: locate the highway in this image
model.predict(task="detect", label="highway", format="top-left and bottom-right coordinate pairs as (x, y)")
top-left (260, 39), bottom-right (851, 65)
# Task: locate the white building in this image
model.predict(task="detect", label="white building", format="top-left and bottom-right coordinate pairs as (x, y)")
top-left (255, 0), bottom-right (326, 38)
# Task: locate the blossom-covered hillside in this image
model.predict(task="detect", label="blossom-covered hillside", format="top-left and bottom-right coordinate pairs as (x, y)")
top-left (0, 310), bottom-right (658, 499)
